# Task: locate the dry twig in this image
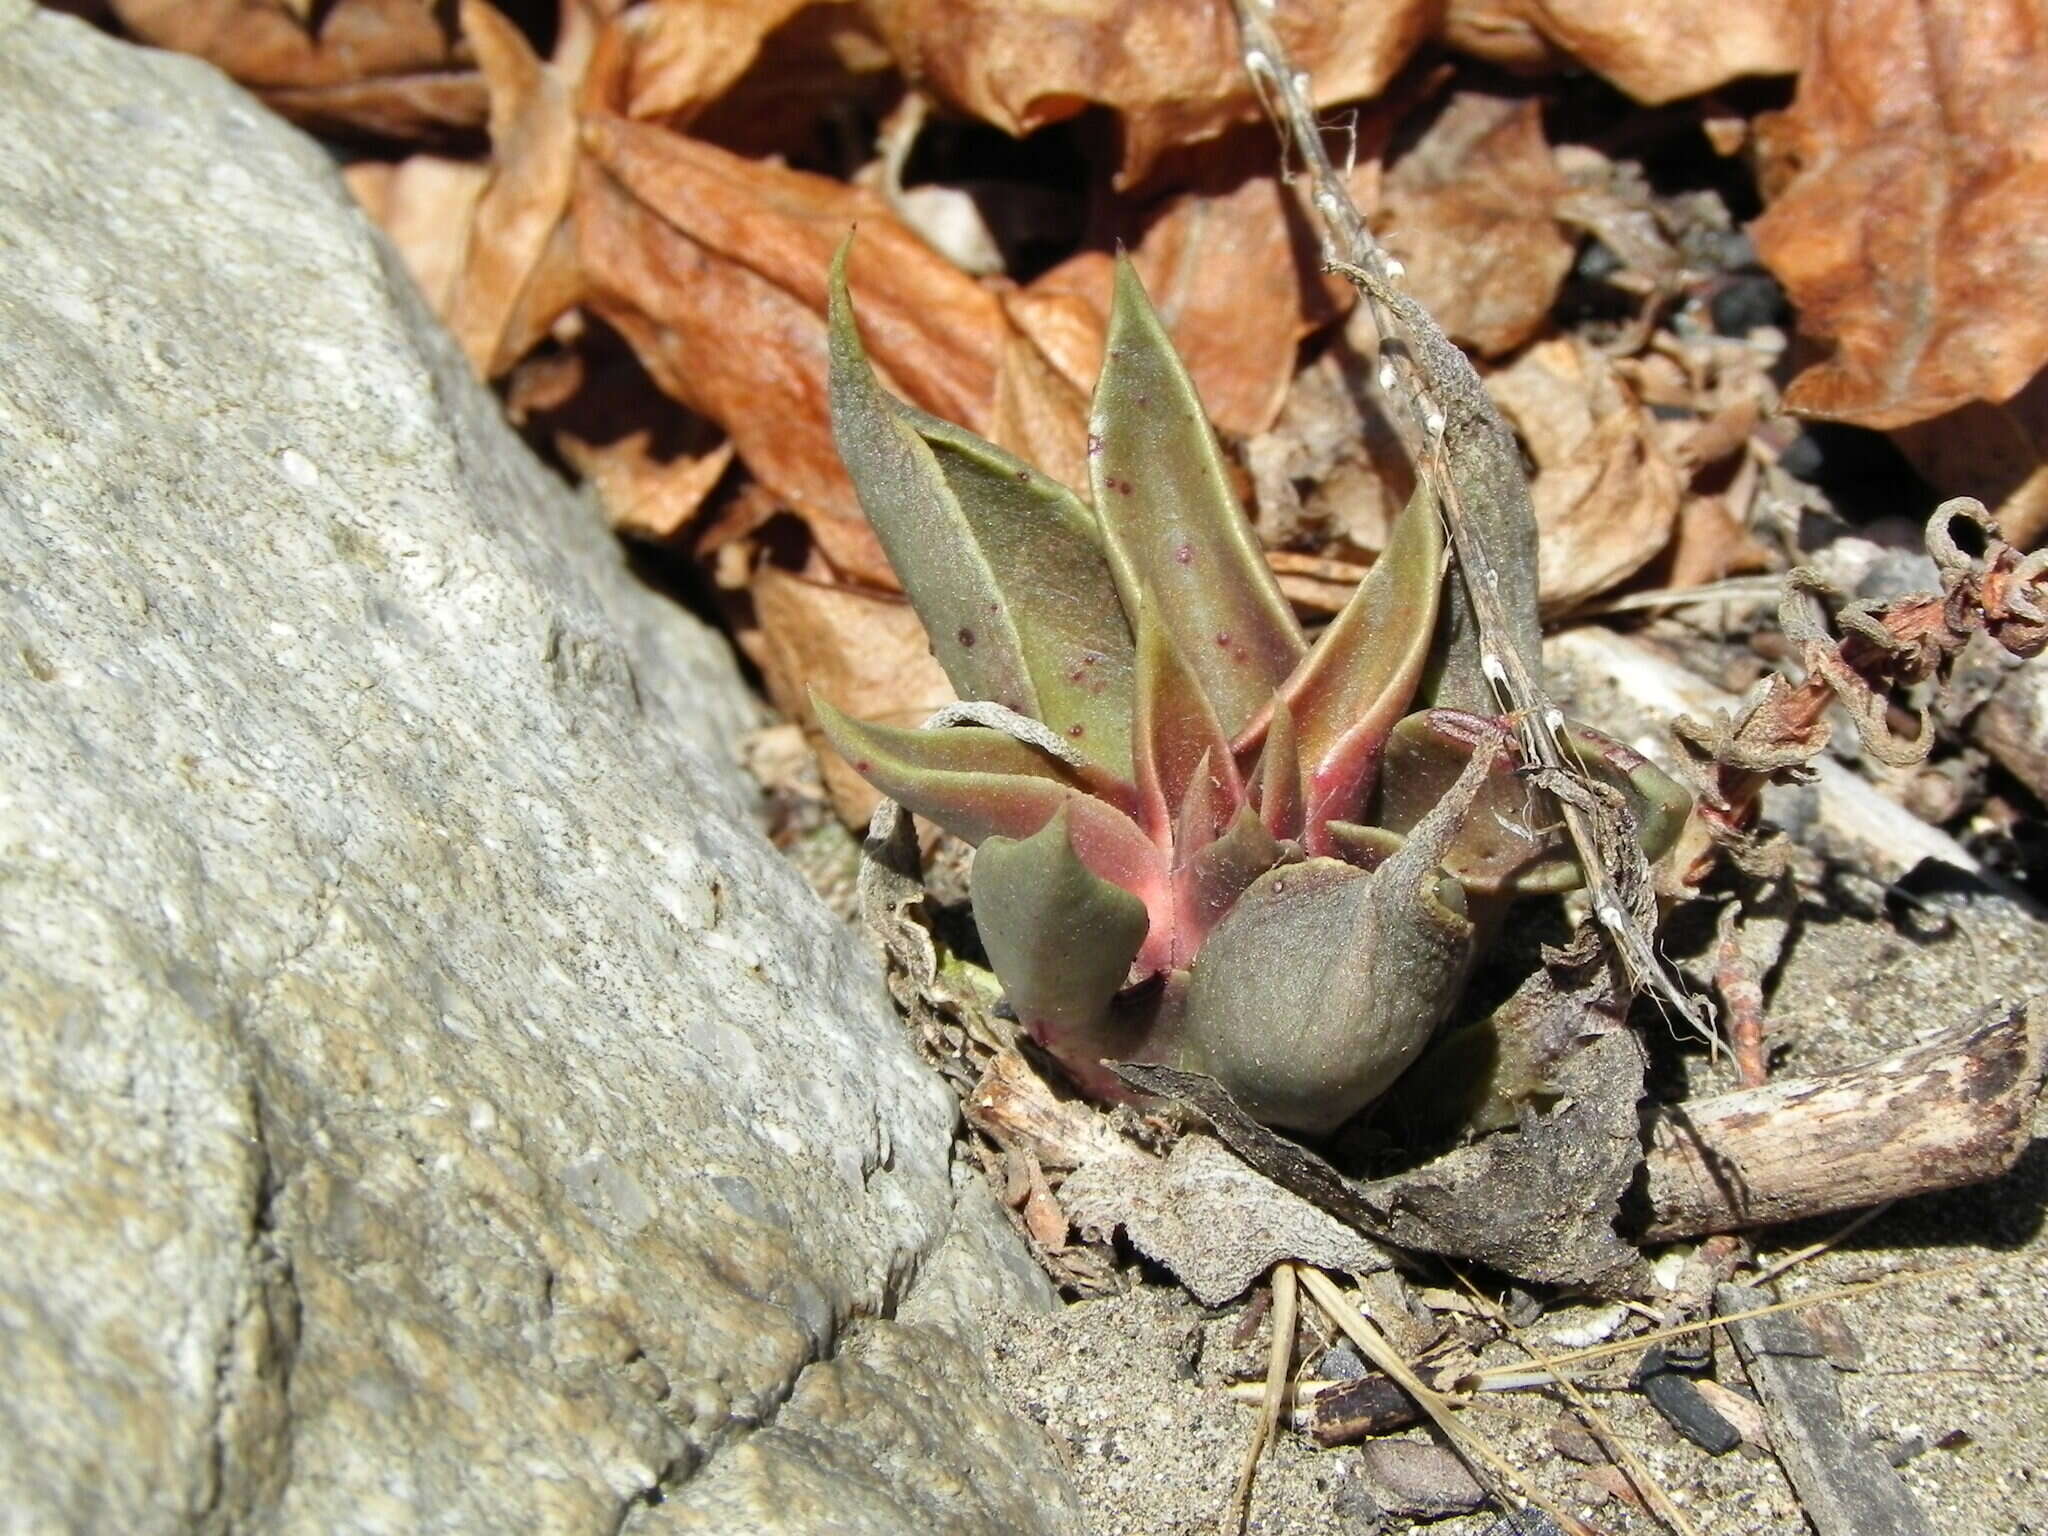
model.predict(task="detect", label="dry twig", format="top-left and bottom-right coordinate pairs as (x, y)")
top-left (1230, 0), bottom-right (1711, 1040)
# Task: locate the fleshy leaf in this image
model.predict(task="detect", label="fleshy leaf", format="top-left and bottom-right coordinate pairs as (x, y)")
top-left (1251, 694), bottom-right (1303, 842)
top-left (971, 803), bottom-right (1150, 1042)
top-left (896, 401), bottom-right (1138, 775)
top-left (1090, 256), bottom-right (1305, 738)
top-left (1374, 710), bottom-right (1691, 895)
top-left (828, 245), bottom-right (1036, 718)
top-left (816, 697), bottom-right (1166, 918)
top-left (1255, 480), bottom-right (1445, 839)
top-left (1132, 600), bottom-right (1244, 847)
top-left (1171, 804), bottom-right (1285, 966)
top-left (1322, 821), bottom-right (1403, 872)
top-left (1168, 737), bottom-right (1496, 1134)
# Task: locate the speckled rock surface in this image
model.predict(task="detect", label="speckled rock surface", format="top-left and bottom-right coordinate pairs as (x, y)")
top-left (0, 6), bottom-right (1075, 1532)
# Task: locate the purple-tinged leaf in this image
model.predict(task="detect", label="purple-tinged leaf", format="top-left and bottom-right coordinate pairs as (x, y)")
top-left (1090, 256), bottom-right (1304, 737)
top-left (1253, 481), bottom-right (1444, 840)
top-left (1171, 804), bottom-right (1285, 967)
top-left (1250, 694), bottom-right (1304, 842)
top-left (1133, 601), bottom-right (1244, 847)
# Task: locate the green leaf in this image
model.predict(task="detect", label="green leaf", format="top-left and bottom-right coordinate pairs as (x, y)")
top-left (829, 244), bottom-right (1035, 718)
top-left (1171, 804), bottom-right (1284, 966)
top-left (1263, 479), bottom-right (1444, 837)
top-left (1251, 694), bottom-right (1303, 843)
top-left (898, 404), bottom-right (1137, 775)
top-left (1089, 257), bottom-right (1304, 738)
top-left (971, 803), bottom-right (1151, 1042)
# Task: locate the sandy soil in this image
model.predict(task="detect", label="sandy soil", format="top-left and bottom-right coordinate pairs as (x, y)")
top-left (980, 878), bottom-right (2047, 1536)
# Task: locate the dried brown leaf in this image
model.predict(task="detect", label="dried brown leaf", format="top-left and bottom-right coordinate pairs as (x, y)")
top-left (750, 566), bottom-right (954, 823)
top-left (1891, 372), bottom-right (2048, 549)
top-left (1753, 0), bottom-right (2048, 428)
top-left (112, 0), bottom-right (487, 136)
top-left (1442, 0), bottom-right (1805, 105)
top-left (1655, 496), bottom-right (1775, 591)
top-left (564, 432), bottom-right (735, 541)
top-left (343, 156), bottom-right (487, 312)
top-left (1488, 338), bottom-right (1681, 614)
top-left (445, 0), bottom-right (592, 376)
top-left (581, 112), bottom-right (1005, 426)
top-left (607, 0), bottom-right (813, 123)
top-left (1013, 147), bottom-right (1374, 439)
top-left (1379, 93), bottom-right (1574, 358)
top-left (862, 0), bottom-right (1431, 186)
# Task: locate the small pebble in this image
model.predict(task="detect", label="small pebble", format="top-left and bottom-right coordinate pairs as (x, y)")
top-left (1709, 273), bottom-right (1789, 335)
top-left (1320, 1341), bottom-right (1367, 1380)
top-left (1357, 1439), bottom-right (1485, 1518)
top-left (1481, 1512), bottom-right (1569, 1536)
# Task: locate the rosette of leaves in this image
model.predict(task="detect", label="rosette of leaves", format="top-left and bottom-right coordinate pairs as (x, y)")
top-left (816, 242), bottom-right (1688, 1136)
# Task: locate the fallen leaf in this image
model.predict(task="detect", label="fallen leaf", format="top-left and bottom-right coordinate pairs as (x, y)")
top-left (1752, 0), bottom-right (2048, 428)
top-left (1379, 93), bottom-right (1574, 357)
top-left (1059, 1134), bottom-right (1393, 1307)
top-left (1487, 337), bottom-right (1682, 614)
top-left (344, 155), bottom-right (487, 311)
top-left (1441, 0), bottom-right (1805, 106)
top-left (862, 0), bottom-right (1433, 185)
top-left (750, 565), bottom-right (954, 823)
top-left (606, 0), bottom-right (813, 123)
top-left (990, 331), bottom-right (1092, 499)
top-left (112, 0), bottom-right (487, 137)
top-left (1654, 495), bottom-right (1776, 590)
top-left (444, 0), bottom-right (593, 376)
top-left (1890, 371), bottom-right (2048, 548)
top-left (581, 112), bottom-right (1005, 427)
top-left (1014, 138), bottom-right (1376, 438)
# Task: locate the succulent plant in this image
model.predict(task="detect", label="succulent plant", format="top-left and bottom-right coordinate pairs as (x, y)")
top-left (815, 241), bottom-right (1689, 1136)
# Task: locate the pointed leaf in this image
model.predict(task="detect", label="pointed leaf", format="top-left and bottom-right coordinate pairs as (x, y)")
top-left (1251, 694), bottom-right (1304, 842)
top-left (1133, 601), bottom-right (1243, 847)
top-left (972, 804), bottom-right (1150, 1042)
top-left (1090, 256), bottom-right (1304, 737)
top-left (1171, 804), bottom-right (1284, 966)
top-left (1263, 481), bottom-right (1444, 835)
top-left (1374, 710), bottom-right (1691, 895)
top-left (829, 245), bottom-right (1037, 718)
top-left (831, 240), bottom-right (1138, 774)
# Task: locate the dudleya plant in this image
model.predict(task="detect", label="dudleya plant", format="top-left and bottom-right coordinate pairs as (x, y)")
top-left (816, 241), bottom-right (1688, 1136)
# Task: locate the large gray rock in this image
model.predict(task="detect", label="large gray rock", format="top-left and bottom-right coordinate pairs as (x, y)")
top-left (0, 5), bottom-right (1076, 1532)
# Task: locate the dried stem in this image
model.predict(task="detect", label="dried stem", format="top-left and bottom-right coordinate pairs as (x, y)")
top-left (1230, 0), bottom-right (1711, 1039)
top-left (1229, 1262), bottom-right (1298, 1533)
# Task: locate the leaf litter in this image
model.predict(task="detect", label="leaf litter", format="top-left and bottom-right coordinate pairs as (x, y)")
top-left (103, 0), bottom-right (2048, 1529)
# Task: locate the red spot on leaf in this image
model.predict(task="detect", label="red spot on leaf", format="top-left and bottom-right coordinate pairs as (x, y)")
top-left (1215, 630), bottom-right (1231, 647)
top-left (957, 626), bottom-right (976, 648)
top-left (1067, 723), bottom-right (1085, 738)
top-left (1175, 542), bottom-right (1194, 565)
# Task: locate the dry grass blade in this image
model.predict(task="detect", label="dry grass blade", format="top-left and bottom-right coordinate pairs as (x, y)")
top-left (1451, 1271), bottom-right (1701, 1536)
top-left (1294, 1267), bottom-right (1596, 1536)
top-left (1464, 1257), bottom-right (1999, 1387)
top-left (1230, 0), bottom-right (1712, 1042)
top-left (1229, 1262), bottom-right (1299, 1534)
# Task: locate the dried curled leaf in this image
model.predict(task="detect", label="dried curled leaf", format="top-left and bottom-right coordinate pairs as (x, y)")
top-left (1441, 0), bottom-right (1804, 106)
top-left (113, 0), bottom-right (487, 137)
top-left (862, 0), bottom-right (1433, 184)
top-left (1380, 93), bottom-right (1574, 358)
top-left (1753, 0), bottom-right (2048, 428)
